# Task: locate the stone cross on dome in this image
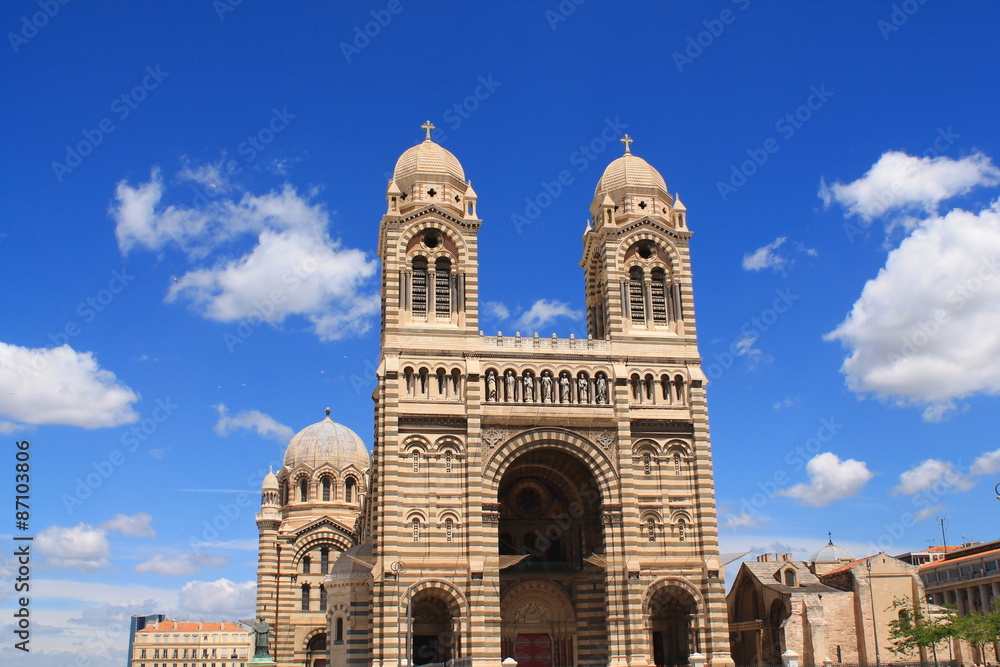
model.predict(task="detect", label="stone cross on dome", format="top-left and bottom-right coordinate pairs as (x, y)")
top-left (421, 120), bottom-right (435, 141)
top-left (620, 134), bottom-right (633, 155)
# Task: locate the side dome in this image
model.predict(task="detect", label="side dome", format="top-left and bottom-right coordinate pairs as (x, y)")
top-left (595, 153), bottom-right (668, 197)
top-left (811, 539), bottom-right (854, 562)
top-left (283, 409), bottom-right (370, 471)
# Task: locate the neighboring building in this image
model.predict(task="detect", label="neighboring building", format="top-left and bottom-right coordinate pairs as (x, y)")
top-left (728, 541), bottom-right (926, 666)
top-left (128, 614), bottom-right (166, 667)
top-left (255, 126), bottom-right (737, 666)
top-left (130, 619), bottom-right (250, 667)
top-left (920, 539), bottom-right (1000, 664)
top-left (896, 545), bottom-right (962, 567)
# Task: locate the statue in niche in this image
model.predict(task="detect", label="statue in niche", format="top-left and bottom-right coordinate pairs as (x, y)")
top-left (559, 373), bottom-right (571, 403)
top-left (577, 375), bottom-right (589, 403)
top-left (540, 371), bottom-right (553, 403)
top-left (486, 370), bottom-right (497, 402)
top-left (504, 370), bottom-right (516, 402)
top-left (250, 617), bottom-right (274, 658)
top-left (522, 373), bottom-right (534, 402)
top-left (596, 374), bottom-right (608, 404)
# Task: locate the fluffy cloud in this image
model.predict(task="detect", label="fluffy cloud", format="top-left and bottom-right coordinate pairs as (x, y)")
top-left (36, 524), bottom-right (111, 571)
top-left (825, 202), bottom-right (1000, 420)
top-left (111, 168), bottom-right (379, 341)
top-left (820, 151), bottom-right (1000, 222)
top-left (515, 299), bottom-right (584, 332)
top-left (483, 301), bottom-right (511, 322)
top-left (724, 511), bottom-right (764, 530)
top-left (135, 552), bottom-right (228, 576)
top-left (100, 513), bottom-right (155, 538)
top-left (972, 447), bottom-right (1000, 476)
top-left (0, 343), bottom-right (138, 429)
top-left (68, 599), bottom-right (158, 626)
top-left (742, 237), bottom-right (817, 272)
top-left (179, 579), bottom-right (255, 617)
top-left (213, 404), bottom-right (293, 443)
top-left (778, 452), bottom-right (873, 507)
top-left (893, 459), bottom-right (973, 496)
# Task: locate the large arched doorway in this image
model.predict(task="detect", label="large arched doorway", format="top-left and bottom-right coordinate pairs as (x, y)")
top-left (497, 447), bottom-right (607, 667)
top-left (410, 589), bottom-right (458, 666)
top-left (765, 599), bottom-right (788, 664)
top-left (649, 586), bottom-right (698, 666)
top-left (305, 632), bottom-right (327, 667)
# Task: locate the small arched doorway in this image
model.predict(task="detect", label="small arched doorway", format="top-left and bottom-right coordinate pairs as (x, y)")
top-left (305, 632), bottom-right (327, 667)
top-left (649, 586), bottom-right (698, 666)
top-left (410, 589), bottom-right (458, 666)
top-left (765, 599), bottom-right (788, 664)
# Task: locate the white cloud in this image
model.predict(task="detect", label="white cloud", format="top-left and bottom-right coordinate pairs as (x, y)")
top-left (773, 397), bottom-right (799, 410)
top-left (111, 169), bottom-right (380, 341)
top-left (820, 151), bottom-right (1000, 222)
top-left (742, 236), bottom-right (788, 271)
top-left (893, 459), bottom-right (973, 496)
top-left (36, 524), bottom-right (111, 571)
top-left (724, 511), bottom-right (764, 529)
top-left (515, 299), bottom-right (584, 332)
top-left (67, 599), bottom-right (158, 626)
top-left (915, 504), bottom-right (945, 522)
top-left (135, 552), bottom-right (228, 576)
top-left (825, 202), bottom-right (1000, 420)
top-left (213, 404), bottom-right (293, 443)
top-left (778, 452), bottom-right (874, 507)
top-left (179, 579), bottom-right (255, 617)
top-left (734, 334), bottom-right (767, 369)
top-left (483, 301), bottom-right (511, 321)
top-left (972, 447), bottom-right (1000, 476)
top-left (0, 343), bottom-right (139, 429)
top-left (100, 512), bottom-right (155, 538)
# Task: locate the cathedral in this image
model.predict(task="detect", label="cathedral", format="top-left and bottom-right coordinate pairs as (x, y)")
top-left (254, 124), bottom-right (735, 667)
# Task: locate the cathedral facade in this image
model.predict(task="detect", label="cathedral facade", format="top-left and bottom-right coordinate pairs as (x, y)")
top-left (255, 125), bottom-right (734, 667)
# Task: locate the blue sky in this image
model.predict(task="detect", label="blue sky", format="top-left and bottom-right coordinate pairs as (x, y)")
top-left (3, 1), bottom-right (1000, 663)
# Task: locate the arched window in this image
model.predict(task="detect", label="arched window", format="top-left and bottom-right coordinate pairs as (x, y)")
top-left (301, 584), bottom-right (310, 611)
top-left (320, 547), bottom-right (329, 574)
top-left (643, 452), bottom-right (652, 475)
top-left (319, 584), bottom-right (327, 610)
top-left (784, 569), bottom-right (797, 587)
top-left (412, 450), bottom-right (420, 473)
top-left (445, 518), bottom-right (454, 543)
top-left (302, 555), bottom-right (311, 574)
top-left (299, 477), bottom-right (308, 502)
top-left (412, 517), bottom-right (420, 542)
top-left (411, 257), bottom-right (428, 314)
top-left (335, 617), bottom-right (344, 643)
top-left (674, 375), bottom-right (686, 403)
top-left (435, 257), bottom-right (451, 315)
top-left (674, 453), bottom-right (682, 476)
top-left (445, 450), bottom-right (453, 474)
top-left (647, 517), bottom-right (656, 542)
top-left (345, 477), bottom-right (356, 504)
top-left (651, 267), bottom-right (668, 322)
top-left (678, 519), bottom-right (687, 542)
top-left (322, 476), bottom-right (331, 502)
top-left (629, 266), bottom-right (646, 323)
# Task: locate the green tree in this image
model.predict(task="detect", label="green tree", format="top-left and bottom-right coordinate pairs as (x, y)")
top-left (886, 597), bottom-right (954, 665)
top-left (951, 601), bottom-right (1000, 663)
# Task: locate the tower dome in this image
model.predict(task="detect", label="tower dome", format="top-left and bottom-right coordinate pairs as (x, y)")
top-left (392, 121), bottom-right (465, 185)
top-left (283, 408), bottom-right (370, 471)
top-left (594, 136), bottom-right (668, 198)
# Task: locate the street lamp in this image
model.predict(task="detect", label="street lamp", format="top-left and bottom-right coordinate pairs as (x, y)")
top-left (867, 559), bottom-right (882, 666)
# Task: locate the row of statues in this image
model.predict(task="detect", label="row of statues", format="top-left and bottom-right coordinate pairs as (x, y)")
top-left (485, 369), bottom-right (609, 405)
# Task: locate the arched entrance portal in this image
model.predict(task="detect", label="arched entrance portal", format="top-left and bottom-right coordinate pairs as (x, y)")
top-left (649, 586), bottom-right (698, 666)
top-left (305, 632), bottom-right (327, 667)
top-left (410, 589), bottom-right (458, 666)
top-left (497, 447), bottom-right (607, 667)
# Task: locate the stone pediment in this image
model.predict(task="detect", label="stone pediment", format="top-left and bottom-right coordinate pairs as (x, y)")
top-left (289, 516), bottom-right (357, 543)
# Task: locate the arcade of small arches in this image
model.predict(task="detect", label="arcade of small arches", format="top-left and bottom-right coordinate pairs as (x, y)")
top-left (484, 367), bottom-right (611, 405)
top-left (399, 226), bottom-right (468, 321)
top-left (629, 372), bottom-right (691, 406)
top-left (277, 469), bottom-right (365, 506)
top-left (400, 435), bottom-right (465, 475)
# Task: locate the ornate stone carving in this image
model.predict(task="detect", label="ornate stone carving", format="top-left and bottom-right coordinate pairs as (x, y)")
top-left (595, 430), bottom-right (616, 451)
top-left (514, 601), bottom-right (550, 624)
top-left (482, 427), bottom-right (507, 450)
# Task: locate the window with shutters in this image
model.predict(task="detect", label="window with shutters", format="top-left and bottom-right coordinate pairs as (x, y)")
top-left (629, 266), bottom-right (645, 322)
top-left (651, 267), bottom-right (667, 322)
top-left (411, 257), bottom-right (427, 314)
top-left (435, 257), bottom-right (451, 315)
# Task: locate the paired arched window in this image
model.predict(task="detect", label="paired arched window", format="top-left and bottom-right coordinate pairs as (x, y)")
top-left (302, 555), bottom-right (311, 574)
top-left (435, 257), bottom-right (451, 314)
top-left (629, 266), bottom-right (646, 322)
top-left (299, 478), bottom-right (308, 502)
top-left (411, 257), bottom-right (428, 314)
top-left (319, 585), bottom-right (327, 610)
top-left (321, 476), bottom-right (332, 502)
top-left (320, 547), bottom-right (329, 574)
top-left (345, 477), bottom-right (356, 504)
top-left (301, 584), bottom-right (310, 611)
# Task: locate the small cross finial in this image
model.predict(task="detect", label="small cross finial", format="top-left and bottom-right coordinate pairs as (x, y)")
top-left (421, 120), bottom-right (435, 141)
top-left (325, 407), bottom-right (331, 417)
top-left (828, 531), bottom-right (833, 543)
top-left (620, 134), bottom-right (633, 155)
